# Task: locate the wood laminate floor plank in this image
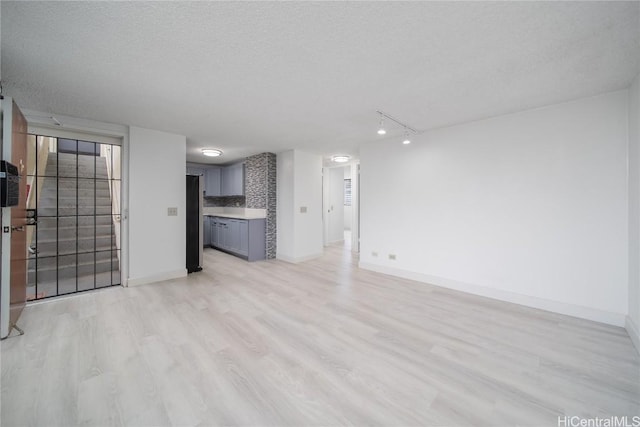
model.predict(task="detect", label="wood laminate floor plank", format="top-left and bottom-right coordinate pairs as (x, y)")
top-left (1, 243), bottom-right (639, 426)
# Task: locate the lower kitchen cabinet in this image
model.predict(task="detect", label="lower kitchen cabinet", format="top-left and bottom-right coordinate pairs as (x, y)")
top-left (210, 217), bottom-right (265, 261)
top-left (203, 215), bottom-right (211, 246)
top-left (210, 217), bottom-right (218, 247)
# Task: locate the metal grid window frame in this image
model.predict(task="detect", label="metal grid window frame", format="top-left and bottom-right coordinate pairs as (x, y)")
top-left (26, 134), bottom-right (121, 300)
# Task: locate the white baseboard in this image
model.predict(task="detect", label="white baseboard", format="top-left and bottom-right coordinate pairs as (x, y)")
top-left (127, 268), bottom-right (188, 287)
top-left (276, 252), bottom-right (323, 264)
top-left (359, 262), bottom-right (626, 327)
top-left (626, 316), bottom-right (640, 355)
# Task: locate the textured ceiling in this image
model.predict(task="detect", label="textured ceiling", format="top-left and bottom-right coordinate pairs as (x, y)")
top-left (2, 1), bottom-right (639, 164)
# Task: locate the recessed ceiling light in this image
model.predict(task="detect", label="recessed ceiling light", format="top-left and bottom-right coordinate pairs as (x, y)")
top-left (402, 138), bottom-right (411, 145)
top-left (332, 155), bottom-right (350, 163)
top-left (202, 149), bottom-right (222, 157)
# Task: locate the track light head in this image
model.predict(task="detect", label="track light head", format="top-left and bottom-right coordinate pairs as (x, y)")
top-left (402, 128), bottom-right (411, 144)
top-left (377, 114), bottom-right (386, 135)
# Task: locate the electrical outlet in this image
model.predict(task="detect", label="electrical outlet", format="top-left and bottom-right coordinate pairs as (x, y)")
top-left (372, 251), bottom-right (378, 257)
top-left (300, 206), bottom-right (307, 213)
top-left (388, 254), bottom-right (397, 260)
top-left (167, 207), bottom-right (178, 216)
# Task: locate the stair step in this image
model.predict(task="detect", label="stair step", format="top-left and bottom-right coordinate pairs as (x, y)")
top-left (37, 216), bottom-right (115, 228)
top-left (35, 233), bottom-right (115, 243)
top-left (28, 257), bottom-right (120, 282)
top-left (36, 224), bottom-right (115, 239)
top-left (48, 156), bottom-right (107, 164)
top-left (34, 236), bottom-right (116, 255)
top-left (51, 188), bottom-right (112, 198)
top-left (45, 159), bottom-right (108, 168)
top-left (27, 270), bottom-right (120, 297)
top-left (41, 179), bottom-right (112, 190)
top-left (37, 207), bottom-right (113, 216)
top-left (29, 247), bottom-right (118, 264)
top-left (42, 172), bottom-right (109, 179)
top-left (38, 196), bottom-right (113, 208)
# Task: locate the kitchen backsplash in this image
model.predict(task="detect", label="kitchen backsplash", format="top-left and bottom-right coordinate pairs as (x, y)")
top-left (203, 196), bottom-right (246, 207)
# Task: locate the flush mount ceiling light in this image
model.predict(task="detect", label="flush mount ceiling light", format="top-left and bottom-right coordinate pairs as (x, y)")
top-left (376, 110), bottom-right (419, 145)
top-left (202, 149), bottom-right (222, 157)
top-left (332, 155), bottom-right (350, 163)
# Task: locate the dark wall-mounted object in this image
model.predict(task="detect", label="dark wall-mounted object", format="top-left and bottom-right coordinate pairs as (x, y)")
top-left (0, 160), bottom-right (20, 207)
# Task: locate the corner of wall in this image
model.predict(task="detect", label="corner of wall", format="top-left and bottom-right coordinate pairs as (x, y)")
top-left (626, 316), bottom-right (640, 355)
top-left (628, 72), bottom-right (640, 346)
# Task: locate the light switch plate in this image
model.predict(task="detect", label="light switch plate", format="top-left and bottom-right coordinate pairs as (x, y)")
top-left (167, 207), bottom-right (178, 216)
top-left (300, 206), bottom-right (307, 213)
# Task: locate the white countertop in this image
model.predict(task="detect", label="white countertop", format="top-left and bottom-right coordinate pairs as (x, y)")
top-left (203, 207), bottom-right (266, 220)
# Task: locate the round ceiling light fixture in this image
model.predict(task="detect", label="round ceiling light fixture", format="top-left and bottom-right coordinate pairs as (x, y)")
top-left (202, 149), bottom-right (223, 157)
top-left (332, 155), bottom-right (350, 163)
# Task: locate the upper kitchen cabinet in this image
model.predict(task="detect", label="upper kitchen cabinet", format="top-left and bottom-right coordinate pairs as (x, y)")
top-left (204, 167), bottom-right (221, 197)
top-left (222, 162), bottom-right (245, 196)
top-left (186, 164), bottom-right (207, 176)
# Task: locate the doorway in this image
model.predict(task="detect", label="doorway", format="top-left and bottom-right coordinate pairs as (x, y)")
top-left (25, 135), bottom-right (122, 300)
top-left (323, 162), bottom-right (359, 252)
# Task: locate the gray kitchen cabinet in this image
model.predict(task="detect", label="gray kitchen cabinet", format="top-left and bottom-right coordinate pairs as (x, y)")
top-left (205, 167), bottom-right (221, 196)
top-left (221, 162), bottom-right (245, 196)
top-left (228, 220), bottom-right (241, 253)
top-left (210, 216), bottom-right (265, 261)
top-left (238, 220), bottom-right (249, 256)
top-left (210, 217), bottom-right (218, 247)
top-left (216, 218), bottom-right (228, 248)
top-left (203, 216), bottom-right (211, 247)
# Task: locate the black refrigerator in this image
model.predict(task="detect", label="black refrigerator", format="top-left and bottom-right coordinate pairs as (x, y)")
top-left (186, 174), bottom-right (203, 273)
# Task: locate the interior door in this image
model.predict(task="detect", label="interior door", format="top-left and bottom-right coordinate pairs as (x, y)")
top-left (1, 98), bottom-right (28, 338)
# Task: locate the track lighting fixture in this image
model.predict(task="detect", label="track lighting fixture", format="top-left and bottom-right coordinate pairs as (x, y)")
top-left (375, 110), bottom-right (419, 145)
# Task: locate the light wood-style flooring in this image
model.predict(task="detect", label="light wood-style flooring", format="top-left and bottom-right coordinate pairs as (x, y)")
top-left (2, 243), bottom-right (639, 426)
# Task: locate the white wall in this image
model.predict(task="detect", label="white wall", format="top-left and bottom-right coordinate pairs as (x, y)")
top-left (360, 91), bottom-right (629, 326)
top-left (276, 150), bottom-right (295, 259)
top-left (277, 150), bottom-right (323, 262)
top-left (628, 73), bottom-right (640, 351)
top-left (128, 126), bottom-right (187, 286)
